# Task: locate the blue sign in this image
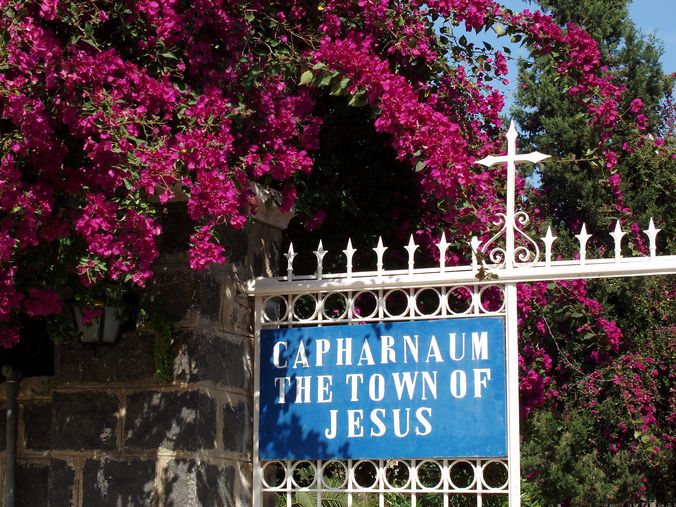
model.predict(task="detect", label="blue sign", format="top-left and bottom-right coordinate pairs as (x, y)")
top-left (259, 317), bottom-right (506, 460)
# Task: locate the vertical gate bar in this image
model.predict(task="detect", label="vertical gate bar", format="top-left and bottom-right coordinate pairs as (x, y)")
top-left (505, 121), bottom-right (520, 506)
top-left (504, 123), bottom-right (517, 271)
top-left (411, 460), bottom-right (417, 507)
top-left (288, 294), bottom-right (293, 326)
top-left (379, 459), bottom-right (385, 507)
top-left (318, 292), bottom-right (324, 326)
top-left (505, 282), bottom-right (521, 506)
top-left (347, 290), bottom-right (353, 324)
top-left (441, 286), bottom-right (447, 318)
top-left (287, 461), bottom-right (293, 507)
top-left (442, 459), bottom-right (449, 507)
top-left (476, 459), bottom-right (483, 507)
top-left (317, 460), bottom-right (322, 507)
top-left (348, 459), bottom-right (354, 507)
top-left (253, 296), bottom-right (263, 507)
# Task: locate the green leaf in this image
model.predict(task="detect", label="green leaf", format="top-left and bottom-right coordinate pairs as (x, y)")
top-left (329, 77), bottom-right (350, 96)
top-left (414, 160), bottom-right (426, 172)
top-left (319, 71), bottom-right (339, 87)
top-left (347, 90), bottom-right (368, 107)
top-left (299, 70), bottom-right (313, 86)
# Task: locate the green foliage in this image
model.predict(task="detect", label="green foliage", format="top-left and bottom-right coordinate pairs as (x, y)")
top-left (137, 309), bottom-right (174, 383)
top-left (522, 409), bottom-right (642, 504)
top-left (514, 0), bottom-right (672, 232)
top-left (520, 481), bottom-right (545, 507)
top-left (515, 0), bottom-right (676, 503)
top-left (288, 490), bottom-right (348, 507)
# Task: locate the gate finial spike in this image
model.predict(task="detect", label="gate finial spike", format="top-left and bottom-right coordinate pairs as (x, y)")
top-left (314, 240), bottom-right (327, 279)
top-left (285, 243), bottom-right (297, 280)
top-left (610, 221), bottom-right (626, 261)
top-left (575, 223), bottom-right (592, 265)
top-left (437, 232), bottom-right (449, 272)
top-left (405, 235), bottom-right (418, 275)
top-left (542, 226), bottom-right (557, 266)
top-left (506, 119), bottom-right (518, 142)
top-left (373, 237), bottom-right (387, 275)
top-left (470, 236), bottom-right (481, 272)
top-left (343, 238), bottom-right (356, 278)
top-left (643, 218), bottom-right (660, 258)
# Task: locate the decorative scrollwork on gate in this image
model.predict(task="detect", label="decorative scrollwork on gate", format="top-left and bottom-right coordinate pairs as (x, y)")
top-left (260, 458), bottom-right (509, 503)
top-left (260, 284), bottom-right (506, 327)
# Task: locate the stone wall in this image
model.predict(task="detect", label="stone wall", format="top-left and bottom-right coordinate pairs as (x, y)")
top-left (0, 204), bottom-right (290, 506)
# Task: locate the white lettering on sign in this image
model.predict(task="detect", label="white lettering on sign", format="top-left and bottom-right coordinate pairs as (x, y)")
top-left (337, 338), bottom-right (352, 365)
top-left (273, 342), bottom-right (287, 368)
top-left (318, 375), bottom-right (333, 403)
top-left (381, 335), bottom-right (396, 364)
top-left (450, 370), bottom-right (467, 398)
top-left (472, 332), bottom-right (488, 360)
top-left (358, 340), bottom-right (375, 366)
top-left (266, 324), bottom-right (502, 444)
top-left (272, 332), bottom-right (494, 369)
top-left (474, 368), bottom-right (491, 398)
top-left (322, 407), bottom-right (436, 440)
top-left (403, 335), bottom-right (418, 363)
top-left (293, 342), bottom-right (309, 369)
top-left (316, 339), bottom-right (330, 366)
top-left (369, 373), bottom-right (385, 401)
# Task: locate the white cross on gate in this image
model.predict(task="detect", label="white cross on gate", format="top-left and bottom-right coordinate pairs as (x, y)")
top-left (476, 120), bottom-right (549, 269)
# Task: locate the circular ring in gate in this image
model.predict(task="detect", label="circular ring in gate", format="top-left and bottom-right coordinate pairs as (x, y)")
top-left (481, 459), bottom-right (509, 490)
top-left (261, 461), bottom-right (288, 489)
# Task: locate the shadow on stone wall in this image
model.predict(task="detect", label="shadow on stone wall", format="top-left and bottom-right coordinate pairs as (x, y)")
top-left (0, 206), bottom-right (289, 506)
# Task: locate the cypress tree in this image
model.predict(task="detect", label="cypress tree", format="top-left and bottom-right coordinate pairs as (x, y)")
top-left (514, 1), bottom-right (675, 504)
top-left (513, 0), bottom-right (672, 234)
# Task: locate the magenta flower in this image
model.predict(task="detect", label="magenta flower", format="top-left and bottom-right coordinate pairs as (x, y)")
top-left (24, 288), bottom-right (63, 317)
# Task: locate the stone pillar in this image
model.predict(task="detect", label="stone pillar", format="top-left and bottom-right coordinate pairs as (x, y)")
top-left (0, 198), bottom-right (292, 506)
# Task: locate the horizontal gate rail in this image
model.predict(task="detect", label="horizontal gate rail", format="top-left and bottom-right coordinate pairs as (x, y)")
top-left (248, 252), bottom-right (676, 296)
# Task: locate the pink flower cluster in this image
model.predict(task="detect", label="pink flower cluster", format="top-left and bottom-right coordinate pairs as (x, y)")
top-left (557, 279), bottom-right (623, 354)
top-left (0, 0), bottom-right (328, 342)
top-left (0, 0), bottom-right (658, 416)
top-left (24, 288), bottom-right (63, 317)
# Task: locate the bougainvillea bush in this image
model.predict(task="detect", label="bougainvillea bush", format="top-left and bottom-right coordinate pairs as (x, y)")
top-left (0, 0), bottom-right (673, 502)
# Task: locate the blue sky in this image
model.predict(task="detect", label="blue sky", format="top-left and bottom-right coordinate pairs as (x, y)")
top-left (498, 0), bottom-right (674, 72)
top-left (479, 0), bottom-right (676, 109)
top-left (628, 0), bottom-right (676, 74)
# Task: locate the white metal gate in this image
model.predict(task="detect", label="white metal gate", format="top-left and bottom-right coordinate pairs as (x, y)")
top-left (248, 122), bottom-right (676, 507)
